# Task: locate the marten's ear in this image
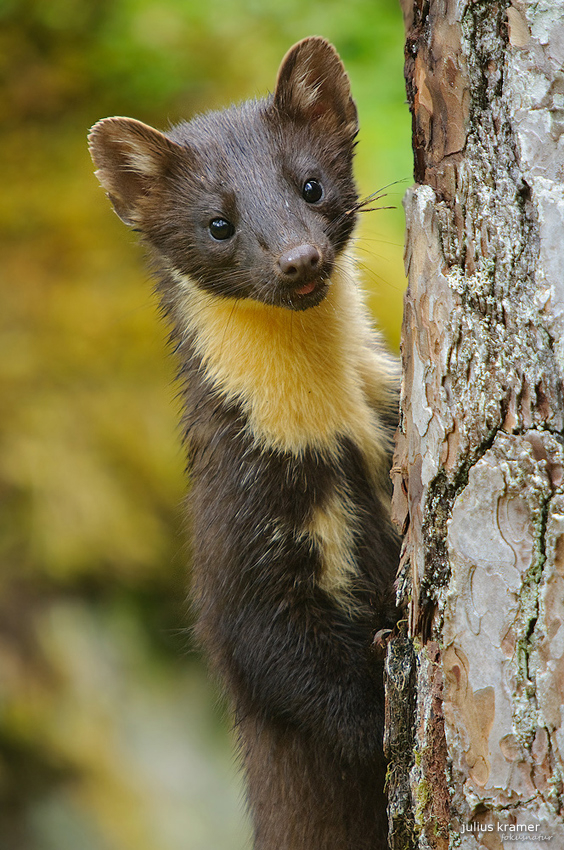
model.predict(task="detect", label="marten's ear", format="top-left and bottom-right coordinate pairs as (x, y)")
top-left (88, 117), bottom-right (183, 226)
top-left (273, 37), bottom-right (358, 140)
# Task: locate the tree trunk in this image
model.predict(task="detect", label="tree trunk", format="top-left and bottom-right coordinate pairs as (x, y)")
top-left (386, 1), bottom-right (564, 846)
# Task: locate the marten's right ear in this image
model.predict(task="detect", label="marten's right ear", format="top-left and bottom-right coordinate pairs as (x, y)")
top-left (88, 117), bottom-right (183, 226)
top-left (273, 37), bottom-right (358, 141)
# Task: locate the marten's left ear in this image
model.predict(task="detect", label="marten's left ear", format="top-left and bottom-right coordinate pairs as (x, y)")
top-left (273, 37), bottom-right (358, 140)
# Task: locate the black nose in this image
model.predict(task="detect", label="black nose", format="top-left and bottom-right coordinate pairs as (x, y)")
top-left (278, 244), bottom-right (321, 280)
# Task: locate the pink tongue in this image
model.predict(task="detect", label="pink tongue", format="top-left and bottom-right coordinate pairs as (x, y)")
top-left (295, 280), bottom-right (317, 296)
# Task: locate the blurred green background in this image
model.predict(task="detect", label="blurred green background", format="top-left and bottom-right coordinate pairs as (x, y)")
top-left (0, 1), bottom-right (410, 848)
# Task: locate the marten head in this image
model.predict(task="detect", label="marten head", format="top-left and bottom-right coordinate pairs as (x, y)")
top-left (88, 37), bottom-right (359, 311)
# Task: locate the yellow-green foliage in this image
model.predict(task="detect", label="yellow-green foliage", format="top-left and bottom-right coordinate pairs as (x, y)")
top-left (0, 2), bottom-right (410, 848)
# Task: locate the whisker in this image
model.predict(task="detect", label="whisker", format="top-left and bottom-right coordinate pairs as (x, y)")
top-left (352, 205), bottom-right (395, 215)
top-left (353, 238), bottom-right (405, 249)
top-left (218, 297), bottom-right (242, 362)
top-left (343, 179), bottom-right (409, 217)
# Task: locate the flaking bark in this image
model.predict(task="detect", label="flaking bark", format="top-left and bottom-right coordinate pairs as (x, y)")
top-left (386, 1), bottom-right (564, 846)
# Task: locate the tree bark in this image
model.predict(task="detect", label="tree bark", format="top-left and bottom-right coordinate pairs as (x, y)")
top-left (386, 1), bottom-right (564, 846)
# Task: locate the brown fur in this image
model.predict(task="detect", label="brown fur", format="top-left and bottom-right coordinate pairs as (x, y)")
top-left (89, 37), bottom-right (399, 850)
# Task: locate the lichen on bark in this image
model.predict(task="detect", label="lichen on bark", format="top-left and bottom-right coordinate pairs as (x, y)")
top-left (388, 0), bottom-right (564, 846)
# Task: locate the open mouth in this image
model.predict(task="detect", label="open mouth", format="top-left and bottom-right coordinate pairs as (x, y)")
top-left (294, 280), bottom-right (318, 296)
top-left (287, 278), bottom-right (329, 310)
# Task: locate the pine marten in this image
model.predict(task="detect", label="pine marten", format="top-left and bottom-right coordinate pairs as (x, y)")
top-left (88, 37), bottom-right (400, 850)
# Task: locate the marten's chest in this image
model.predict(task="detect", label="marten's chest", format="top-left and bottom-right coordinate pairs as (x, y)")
top-left (173, 266), bottom-right (396, 605)
top-left (184, 379), bottom-right (394, 607)
top-left (172, 265), bottom-right (389, 465)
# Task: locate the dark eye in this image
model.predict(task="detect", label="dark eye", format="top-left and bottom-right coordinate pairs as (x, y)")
top-left (302, 179), bottom-right (323, 203)
top-left (209, 218), bottom-right (235, 240)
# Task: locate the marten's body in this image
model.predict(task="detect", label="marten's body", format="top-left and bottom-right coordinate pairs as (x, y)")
top-left (89, 37), bottom-right (400, 850)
